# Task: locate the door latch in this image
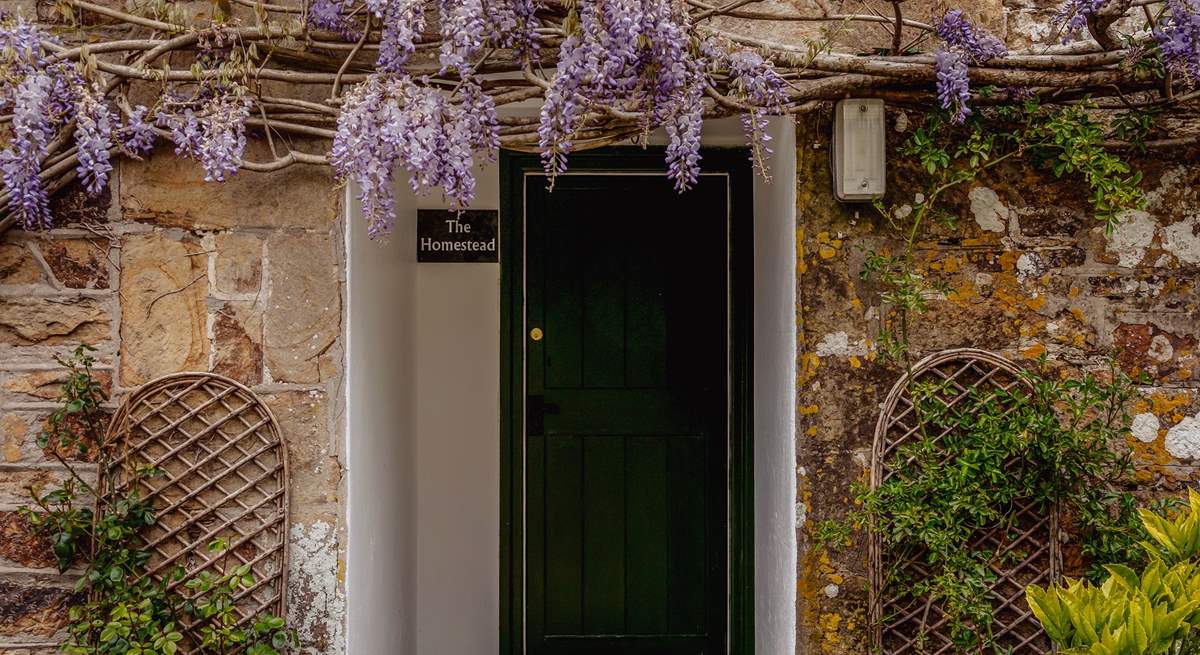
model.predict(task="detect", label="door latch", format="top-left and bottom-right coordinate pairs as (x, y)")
top-left (527, 394), bottom-right (560, 436)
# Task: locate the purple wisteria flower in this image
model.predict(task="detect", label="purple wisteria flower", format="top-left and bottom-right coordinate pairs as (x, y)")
top-left (73, 83), bottom-right (115, 196)
top-left (537, 32), bottom-right (590, 179)
top-left (120, 105), bottom-right (158, 158)
top-left (933, 10), bottom-right (1006, 123)
top-left (725, 50), bottom-right (787, 179)
top-left (332, 75), bottom-right (498, 237)
top-left (664, 80), bottom-right (704, 191)
top-left (727, 50), bottom-right (788, 110)
top-left (935, 49), bottom-right (972, 123)
top-left (0, 15), bottom-right (50, 78)
top-left (486, 0), bottom-right (540, 61)
top-left (1, 73), bottom-right (55, 229)
top-left (1052, 0), bottom-right (1107, 41)
top-left (1154, 0), bottom-right (1200, 82)
top-left (937, 10), bottom-right (1007, 62)
top-left (368, 0), bottom-right (426, 73)
top-left (461, 81), bottom-right (500, 155)
top-left (0, 18), bottom-right (121, 229)
top-left (160, 94), bottom-right (251, 182)
top-left (537, 0), bottom-right (717, 190)
top-left (439, 0), bottom-right (485, 75)
top-left (641, 0), bottom-right (690, 125)
top-left (307, 0), bottom-right (359, 40)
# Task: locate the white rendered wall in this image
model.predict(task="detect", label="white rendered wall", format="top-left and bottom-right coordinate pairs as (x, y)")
top-left (346, 118), bottom-right (796, 655)
top-left (411, 164), bottom-right (501, 655)
top-left (345, 183), bottom-right (417, 655)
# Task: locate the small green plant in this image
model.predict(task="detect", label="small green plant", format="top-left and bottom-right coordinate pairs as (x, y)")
top-left (19, 346), bottom-right (298, 655)
top-left (1028, 489), bottom-right (1200, 655)
top-left (186, 538), bottom-right (299, 655)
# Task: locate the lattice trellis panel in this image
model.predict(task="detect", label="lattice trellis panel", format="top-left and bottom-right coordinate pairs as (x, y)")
top-left (870, 348), bottom-right (1060, 655)
top-left (102, 372), bottom-right (289, 651)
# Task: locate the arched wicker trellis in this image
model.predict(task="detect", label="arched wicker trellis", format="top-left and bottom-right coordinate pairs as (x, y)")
top-left (869, 348), bottom-right (1060, 655)
top-left (101, 372), bottom-right (289, 651)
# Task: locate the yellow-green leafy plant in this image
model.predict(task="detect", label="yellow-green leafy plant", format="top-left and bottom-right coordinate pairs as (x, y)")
top-left (1027, 489), bottom-right (1200, 655)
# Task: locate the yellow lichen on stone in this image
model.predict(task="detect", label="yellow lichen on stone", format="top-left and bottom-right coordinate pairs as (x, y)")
top-left (1149, 392), bottom-right (1194, 424)
top-left (1130, 435), bottom-right (1173, 483)
top-left (800, 352), bottom-right (821, 382)
top-left (819, 612), bottom-right (843, 652)
top-left (797, 226), bottom-right (808, 275)
top-left (947, 279), bottom-right (978, 304)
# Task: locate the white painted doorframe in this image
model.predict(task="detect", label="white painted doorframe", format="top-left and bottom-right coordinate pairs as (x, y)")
top-left (344, 117), bottom-right (798, 655)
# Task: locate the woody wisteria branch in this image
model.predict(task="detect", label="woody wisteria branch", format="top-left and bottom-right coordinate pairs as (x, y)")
top-left (0, 0), bottom-right (1198, 236)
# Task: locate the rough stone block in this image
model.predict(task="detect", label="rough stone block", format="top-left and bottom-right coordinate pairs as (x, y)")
top-left (119, 142), bottom-right (337, 231)
top-left (39, 240), bottom-right (109, 289)
top-left (264, 233), bottom-right (340, 384)
top-left (1, 412), bottom-right (50, 464)
top-left (0, 368), bottom-right (111, 404)
top-left (263, 390), bottom-right (340, 522)
top-left (0, 469), bottom-right (76, 509)
top-left (0, 297), bottom-right (110, 346)
top-left (0, 243), bottom-right (47, 286)
top-left (0, 578), bottom-right (74, 638)
top-left (212, 300), bottom-right (263, 386)
top-left (211, 232), bottom-right (263, 295)
top-left (119, 232), bottom-right (208, 386)
top-left (0, 512), bottom-right (56, 569)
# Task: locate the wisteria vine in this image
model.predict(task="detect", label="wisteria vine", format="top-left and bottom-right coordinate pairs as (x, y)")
top-left (1, 0), bottom-right (1199, 237)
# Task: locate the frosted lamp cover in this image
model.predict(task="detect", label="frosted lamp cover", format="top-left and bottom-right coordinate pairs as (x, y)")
top-left (833, 99), bottom-right (886, 201)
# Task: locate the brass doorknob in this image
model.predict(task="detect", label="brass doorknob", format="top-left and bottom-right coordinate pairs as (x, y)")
top-left (530, 327), bottom-right (544, 341)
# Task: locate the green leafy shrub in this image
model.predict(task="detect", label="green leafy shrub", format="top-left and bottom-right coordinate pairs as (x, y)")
top-left (1028, 490), bottom-right (1200, 655)
top-left (818, 362), bottom-right (1151, 652)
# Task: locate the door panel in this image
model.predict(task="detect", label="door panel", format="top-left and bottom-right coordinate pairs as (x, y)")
top-left (525, 174), bottom-right (729, 655)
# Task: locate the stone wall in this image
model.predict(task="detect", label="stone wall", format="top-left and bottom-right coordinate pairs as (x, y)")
top-left (0, 143), bottom-right (347, 655)
top-left (793, 110), bottom-right (1200, 653)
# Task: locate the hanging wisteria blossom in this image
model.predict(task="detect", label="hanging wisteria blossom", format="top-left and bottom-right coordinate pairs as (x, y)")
top-left (1154, 0), bottom-right (1200, 82)
top-left (0, 17), bottom-right (128, 229)
top-left (933, 10), bottom-right (1008, 123)
top-left (1052, 0), bottom-right (1107, 40)
top-left (158, 93), bottom-right (252, 183)
top-left (332, 75), bottom-right (499, 237)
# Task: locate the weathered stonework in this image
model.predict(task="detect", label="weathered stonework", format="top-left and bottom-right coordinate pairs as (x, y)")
top-left (0, 297), bottom-right (110, 346)
top-left (0, 140), bottom-right (346, 651)
top-left (794, 109), bottom-right (1200, 653)
top-left (39, 240), bottom-right (109, 289)
top-left (119, 232), bottom-right (210, 385)
top-left (263, 233), bottom-right (340, 384)
top-left (0, 244), bottom-right (45, 285)
top-left (212, 300), bottom-right (264, 385)
top-left (120, 143), bottom-right (337, 231)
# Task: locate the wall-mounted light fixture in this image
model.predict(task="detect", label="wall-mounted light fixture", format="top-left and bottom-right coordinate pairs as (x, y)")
top-left (832, 98), bottom-right (886, 202)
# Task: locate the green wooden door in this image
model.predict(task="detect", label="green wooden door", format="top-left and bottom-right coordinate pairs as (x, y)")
top-left (523, 173), bottom-right (730, 655)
